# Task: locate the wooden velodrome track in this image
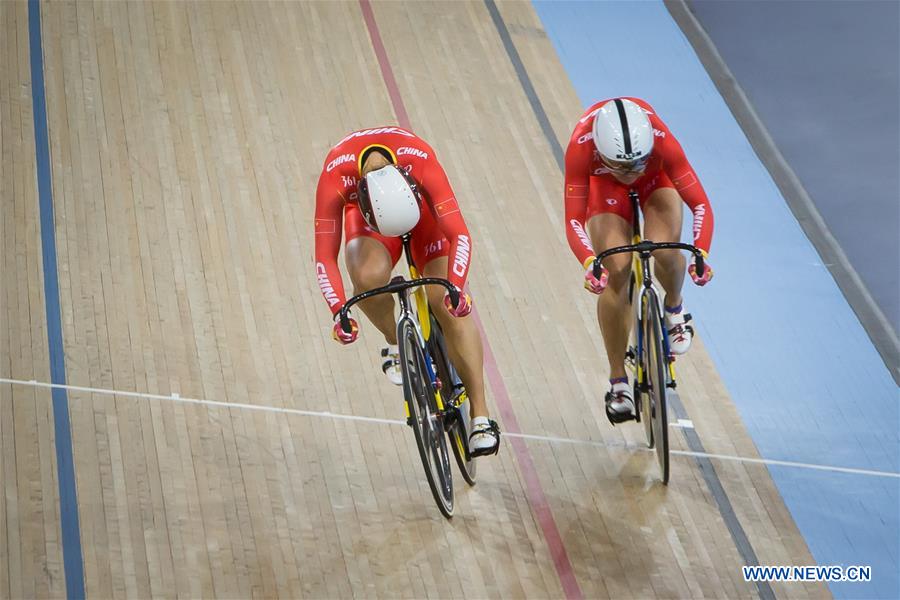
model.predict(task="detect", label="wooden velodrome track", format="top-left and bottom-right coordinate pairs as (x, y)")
top-left (2, 1), bottom-right (829, 598)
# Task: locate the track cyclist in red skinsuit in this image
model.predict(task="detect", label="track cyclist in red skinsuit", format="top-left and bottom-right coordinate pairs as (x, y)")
top-left (564, 98), bottom-right (715, 424)
top-left (314, 126), bottom-right (500, 456)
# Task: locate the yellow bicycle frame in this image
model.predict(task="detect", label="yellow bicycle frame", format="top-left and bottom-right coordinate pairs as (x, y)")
top-left (409, 263), bottom-right (471, 463)
top-left (632, 233), bottom-right (645, 384)
top-left (407, 263), bottom-right (445, 411)
top-left (408, 264), bottom-right (432, 342)
top-left (631, 232), bottom-right (677, 384)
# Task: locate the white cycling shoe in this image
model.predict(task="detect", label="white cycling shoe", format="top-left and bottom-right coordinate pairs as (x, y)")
top-left (469, 416), bottom-right (501, 457)
top-left (605, 381), bottom-right (636, 425)
top-left (665, 305), bottom-right (694, 355)
top-left (381, 345), bottom-right (402, 386)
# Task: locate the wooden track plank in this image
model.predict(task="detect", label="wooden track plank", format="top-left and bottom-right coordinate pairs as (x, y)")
top-left (2, 1), bottom-right (65, 596)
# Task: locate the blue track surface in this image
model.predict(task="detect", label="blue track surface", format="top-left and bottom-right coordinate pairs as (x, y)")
top-left (532, 2), bottom-right (899, 597)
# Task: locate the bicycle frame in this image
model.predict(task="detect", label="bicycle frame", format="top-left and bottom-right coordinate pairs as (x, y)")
top-left (594, 191), bottom-right (707, 390)
top-left (338, 235), bottom-right (461, 417)
top-left (400, 239), bottom-right (474, 445)
top-left (337, 235), bottom-right (476, 508)
top-left (592, 192), bottom-right (706, 483)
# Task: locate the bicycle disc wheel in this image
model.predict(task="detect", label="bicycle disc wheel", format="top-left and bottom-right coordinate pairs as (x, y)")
top-left (429, 318), bottom-right (476, 486)
top-left (643, 292), bottom-right (670, 484)
top-left (399, 319), bottom-right (454, 517)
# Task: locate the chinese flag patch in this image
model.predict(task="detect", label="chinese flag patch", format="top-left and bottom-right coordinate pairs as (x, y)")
top-left (566, 183), bottom-right (588, 199)
top-left (673, 172), bottom-right (697, 190)
top-left (315, 218), bottom-right (336, 234)
top-left (435, 197), bottom-right (460, 218)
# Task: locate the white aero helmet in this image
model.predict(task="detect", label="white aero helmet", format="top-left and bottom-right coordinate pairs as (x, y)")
top-left (357, 164), bottom-right (421, 237)
top-left (592, 98), bottom-right (654, 173)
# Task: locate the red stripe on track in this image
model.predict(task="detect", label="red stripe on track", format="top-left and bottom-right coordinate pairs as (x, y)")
top-left (470, 310), bottom-right (584, 600)
top-left (358, 2), bottom-right (582, 597)
top-left (358, 0), bottom-right (411, 129)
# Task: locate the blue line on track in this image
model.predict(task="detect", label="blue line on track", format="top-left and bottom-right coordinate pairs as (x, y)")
top-left (27, 0), bottom-right (85, 597)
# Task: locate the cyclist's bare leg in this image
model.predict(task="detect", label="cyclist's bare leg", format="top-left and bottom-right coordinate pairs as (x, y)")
top-left (422, 257), bottom-right (489, 420)
top-left (345, 237), bottom-right (397, 345)
top-left (643, 188), bottom-right (686, 309)
top-left (587, 213), bottom-right (632, 381)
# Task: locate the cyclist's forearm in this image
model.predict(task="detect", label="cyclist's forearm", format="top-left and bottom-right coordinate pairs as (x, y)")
top-left (688, 200), bottom-right (714, 255)
top-left (446, 233), bottom-right (472, 290)
top-left (314, 252), bottom-right (347, 316)
top-left (564, 190), bottom-right (594, 265)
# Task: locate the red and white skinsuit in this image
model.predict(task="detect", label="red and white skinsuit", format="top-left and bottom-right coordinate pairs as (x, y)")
top-left (314, 127), bottom-right (472, 315)
top-left (563, 97), bottom-right (715, 265)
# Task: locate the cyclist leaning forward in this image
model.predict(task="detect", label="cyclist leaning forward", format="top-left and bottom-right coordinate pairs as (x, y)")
top-left (314, 126), bottom-right (500, 456)
top-left (564, 97), bottom-right (716, 423)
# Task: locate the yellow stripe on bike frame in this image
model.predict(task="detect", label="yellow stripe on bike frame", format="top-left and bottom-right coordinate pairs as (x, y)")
top-left (409, 264), bottom-right (431, 340)
top-left (406, 263), bottom-right (442, 410)
top-left (638, 293), bottom-right (648, 384)
top-left (455, 430), bottom-right (466, 456)
top-left (632, 235), bottom-right (643, 290)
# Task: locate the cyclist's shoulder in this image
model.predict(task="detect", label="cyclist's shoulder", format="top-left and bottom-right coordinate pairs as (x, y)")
top-left (569, 98), bottom-right (618, 146)
top-left (396, 135), bottom-right (436, 163)
top-left (624, 98), bottom-right (671, 133)
top-left (328, 126), bottom-right (421, 153)
top-left (622, 96), bottom-right (654, 111)
top-left (572, 100), bottom-right (606, 132)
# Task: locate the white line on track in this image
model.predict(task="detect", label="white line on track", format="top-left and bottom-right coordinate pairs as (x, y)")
top-left (3, 376), bottom-right (897, 479)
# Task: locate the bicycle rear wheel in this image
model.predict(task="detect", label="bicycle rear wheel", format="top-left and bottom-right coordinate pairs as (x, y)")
top-left (428, 318), bottom-right (476, 486)
top-left (643, 292), bottom-right (669, 484)
top-left (399, 319), bottom-right (454, 517)
top-left (447, 393), bottom-right (476, 486)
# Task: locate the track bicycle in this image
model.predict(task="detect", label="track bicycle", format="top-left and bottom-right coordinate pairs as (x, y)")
top-left (338, 234), bottom-right (477, 518)
top-left (592, 191), bottom-right (707, 484)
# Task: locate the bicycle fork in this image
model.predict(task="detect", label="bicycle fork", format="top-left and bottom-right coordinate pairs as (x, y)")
top-left (629, 288), bottom-right (679, 404)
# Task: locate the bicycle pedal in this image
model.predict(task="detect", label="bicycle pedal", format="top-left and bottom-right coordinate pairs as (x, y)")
top-left (605, 408), bottom-right (636, 426)
top-left (625, 352), bottom-right (637, 370)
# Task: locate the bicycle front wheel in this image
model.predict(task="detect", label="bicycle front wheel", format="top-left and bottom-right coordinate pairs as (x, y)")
top-left (643, 291), bottom-right (669, 484)
top-left (399, 318), bottom-right (454, 517)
